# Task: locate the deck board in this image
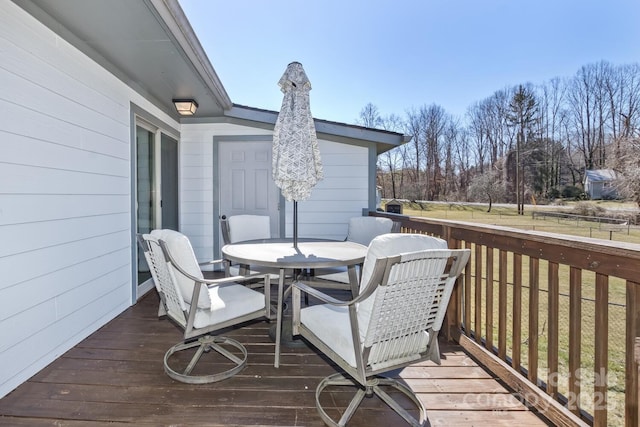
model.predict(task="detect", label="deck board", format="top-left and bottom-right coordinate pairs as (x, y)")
top-left (0, 291), bottom-right (551, 426)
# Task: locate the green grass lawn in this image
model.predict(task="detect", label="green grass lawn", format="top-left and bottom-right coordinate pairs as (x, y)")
top-left (390, 201), bottom-right (639, 425)
top-left (399, 201), bottom-right (640, 244)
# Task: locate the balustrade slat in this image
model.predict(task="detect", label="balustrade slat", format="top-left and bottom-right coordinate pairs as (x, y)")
top-left (625, 280), bottom-right (640, 426)
top-left (475, 244), bottom-right (483, 344)
top-left (594, 273), bottom-right (609, 427)
top-left (529, 257), bottom-right (540, 385)
top-left (499, 249), bottom-right (508, 359)
top-left (513, 253), bottom-right (522, 370)
top-left (569, 266), bottom-right (582, 415)
top-left (486, 247), bottom-right (494, 351)
top-left (464, 241), bottom-right (472, 336)
top-left (548, 261), bottom-right (560, 399)
top-left (635, 338), bottom-right (640, 424)
top-left (445, 237), bottom-right (463, 341)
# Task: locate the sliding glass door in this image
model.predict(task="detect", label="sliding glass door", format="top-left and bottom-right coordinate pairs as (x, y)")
top-left (135, 123), bottom-right (178, 284)
top-left (160, 133), bottom-right (178, 231)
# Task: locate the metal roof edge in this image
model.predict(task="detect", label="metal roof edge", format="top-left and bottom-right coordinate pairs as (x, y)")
top-left (223, 104), bottom-right (406, 152)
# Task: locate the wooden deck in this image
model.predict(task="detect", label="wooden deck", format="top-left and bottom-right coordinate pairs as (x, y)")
top-left (0, 290), bottom-right (550, 426)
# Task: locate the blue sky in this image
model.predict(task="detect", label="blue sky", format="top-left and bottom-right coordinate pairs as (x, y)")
top-left (179, 0), bottom-right (640, 125)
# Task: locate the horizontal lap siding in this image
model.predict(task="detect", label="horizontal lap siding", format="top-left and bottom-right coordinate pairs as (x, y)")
top-left (292, 141), bottom-right (368, 240)
top-left (0, 3), bottom-right (175, 398)
top-left (181, 149), bottom-right (214, 258)
top-left (180, 124), bottom-right (277, 262)
top-left (179, 123), bottom-right (370, 259)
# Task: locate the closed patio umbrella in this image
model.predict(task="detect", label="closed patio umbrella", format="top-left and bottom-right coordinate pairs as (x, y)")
top-left (272, 62), bottom-right (323, 248)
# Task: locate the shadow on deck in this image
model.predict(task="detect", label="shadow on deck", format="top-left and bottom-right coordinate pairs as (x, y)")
top-left (0, 290), bottom-right (550, 426)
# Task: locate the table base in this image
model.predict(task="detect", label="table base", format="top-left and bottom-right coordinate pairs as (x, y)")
top-left (268, 317), bottom-right (307, 348)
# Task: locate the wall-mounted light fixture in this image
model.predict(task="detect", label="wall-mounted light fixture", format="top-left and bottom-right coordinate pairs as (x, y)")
top-left (172, 99), bottom-right (198, 116)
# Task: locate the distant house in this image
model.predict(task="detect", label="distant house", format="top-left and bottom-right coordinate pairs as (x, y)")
top-left (584, 169), bottom-right (618, 199)
top-left (0, 0), bottom-right (407, 399)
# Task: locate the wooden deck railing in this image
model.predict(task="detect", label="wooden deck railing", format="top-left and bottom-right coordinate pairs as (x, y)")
top-left (371, 211), bottom-right (640, 427)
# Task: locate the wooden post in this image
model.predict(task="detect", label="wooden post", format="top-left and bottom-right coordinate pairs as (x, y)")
top-left (626, 281), bottom-right (640, 426)
top-left (443, 224), bottom-right (461, 342)
top-left (636, 337), bottom-right (640, 424)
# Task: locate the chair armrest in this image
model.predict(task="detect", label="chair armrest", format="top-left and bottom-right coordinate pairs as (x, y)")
top-left (292, 281), bottom-right (352, 306)
top-left (159, 240), bottom-right (267, 286)
top-left (203, 273), bottom-right (266, 285)
top-left (291, 281), bottom-right (377, 307)
top-left (292, 257), bottom-right (388, 307)
top-left (198, 258), bottom-right (225, 267)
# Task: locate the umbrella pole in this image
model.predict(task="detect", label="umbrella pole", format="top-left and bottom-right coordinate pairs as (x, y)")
top-left (293, 200), bottom-right (298, 249)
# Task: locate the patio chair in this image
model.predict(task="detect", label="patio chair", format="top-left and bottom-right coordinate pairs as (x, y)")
top-left (291, 233), bottom-right (470, 426)
top-left (220, 214), bottom-right (281, 279)
top-left (345, 216), bottom-right (400, 246)
top-left (138, 229), bottom-right (271, 384)
top-left (221, 214), bottom-right (271, 245)
top-left (312, 216), bottom-right (400, 291)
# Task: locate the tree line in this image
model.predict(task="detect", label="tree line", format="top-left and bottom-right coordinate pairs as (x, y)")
top-left (360, 61), bottom-right (640, 210)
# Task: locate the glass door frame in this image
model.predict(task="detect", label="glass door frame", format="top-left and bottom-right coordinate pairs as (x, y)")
top-left (130, 103), bottom-right (180, 303)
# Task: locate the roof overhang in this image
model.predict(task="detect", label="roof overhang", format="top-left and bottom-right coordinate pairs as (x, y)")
top-left (12, 0), bottom-right (408, 151)
top-left (12, 0), bottom-right (232, 121)
top-left (184, 104), bottom-right (407, 155)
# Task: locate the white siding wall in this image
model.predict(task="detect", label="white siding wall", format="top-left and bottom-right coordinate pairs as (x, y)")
top-left (180, 123), bottom-right (270, 262)
top-left (299, 139), bottom-right (369, 240)
top-left (179, 122), bottom-right (370, 261)
top-left (0, 2), bottom-right (177, 398)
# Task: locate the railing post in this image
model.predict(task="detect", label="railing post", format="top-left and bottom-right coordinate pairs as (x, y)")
top-left (442, 224), bottom-right (462, 342)
top-left (636, 337), bottom-right (640, 424)
top-left (627, 280), bottom-right (640, 426)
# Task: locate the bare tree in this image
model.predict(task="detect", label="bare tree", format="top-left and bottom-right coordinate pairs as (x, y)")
top-left (359, 61), bottom-right (640, 206)
top-left (466, 101), bottom-right (489, 172)
top-left (537, 77), bottom-right (569, 196)
top-left (421, 104), bottom-right (448, 200)
top-left (358, 103), bottom-right (410, 201)
top-left (357, 102), bottom-right (383, 129)
top-left (611, 63), bottom-right (640, 166)
top-left (453, 125), bottom-right (472, 201)
top-left (468, 168), bottom-right (506, 212)
top-left (378, 113), bottom-right (406, 199)
top-left (507, 84), bottom-right (539, 214)
top-left (566, 62), bottom-right (611, 171)
top-left (615, 137), bottom-right (640, 207)
top-left (442, 118), bottom-right (464, 198)
top-left (487, 89), bottom-right (515, 162)
top-left (404, 107), bottom-right (426, 200)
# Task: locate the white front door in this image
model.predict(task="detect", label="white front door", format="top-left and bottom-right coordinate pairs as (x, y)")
top-left (218, 140), bottom-right (280, 236)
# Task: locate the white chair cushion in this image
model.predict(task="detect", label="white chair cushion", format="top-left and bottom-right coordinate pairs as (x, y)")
top-left (346, 217), bottom-right (394, 246)
top-left (193, 283), bottom-right (265, 329)
top-left (301, 233), bottom-right (448, 368)
top-left (357, 233), bottom-right (448, 339)
top-left (300, 304), bottom-right (357, 366)
top-left (301, 302), bottom-right (430, 368)
top-left (151, 229), bottom-right (212, 310)
top-left (313, 216), bottom-right (393, 284)
top-left (228, 215), bottom-right (271, 243)
top-left (359, 233), bottom-right (448, 290)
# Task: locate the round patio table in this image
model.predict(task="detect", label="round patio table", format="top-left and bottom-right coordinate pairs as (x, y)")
top-left (222, 238), bottom-right (367, 367)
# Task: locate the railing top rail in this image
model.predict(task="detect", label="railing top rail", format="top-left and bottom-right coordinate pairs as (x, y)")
top-left (371, 211), bottom-right (640, 281)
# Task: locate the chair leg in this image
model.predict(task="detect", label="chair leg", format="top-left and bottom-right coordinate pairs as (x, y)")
top-left (315, 372), bottom-right (427, 427)
top-left (372, 377), bottom-right (427, 427)
top-left (163, 335), bottom-right (248, 384)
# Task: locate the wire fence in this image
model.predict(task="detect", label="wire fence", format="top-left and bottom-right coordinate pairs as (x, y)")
top-left (468, 260), bottom-right (627, 426)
